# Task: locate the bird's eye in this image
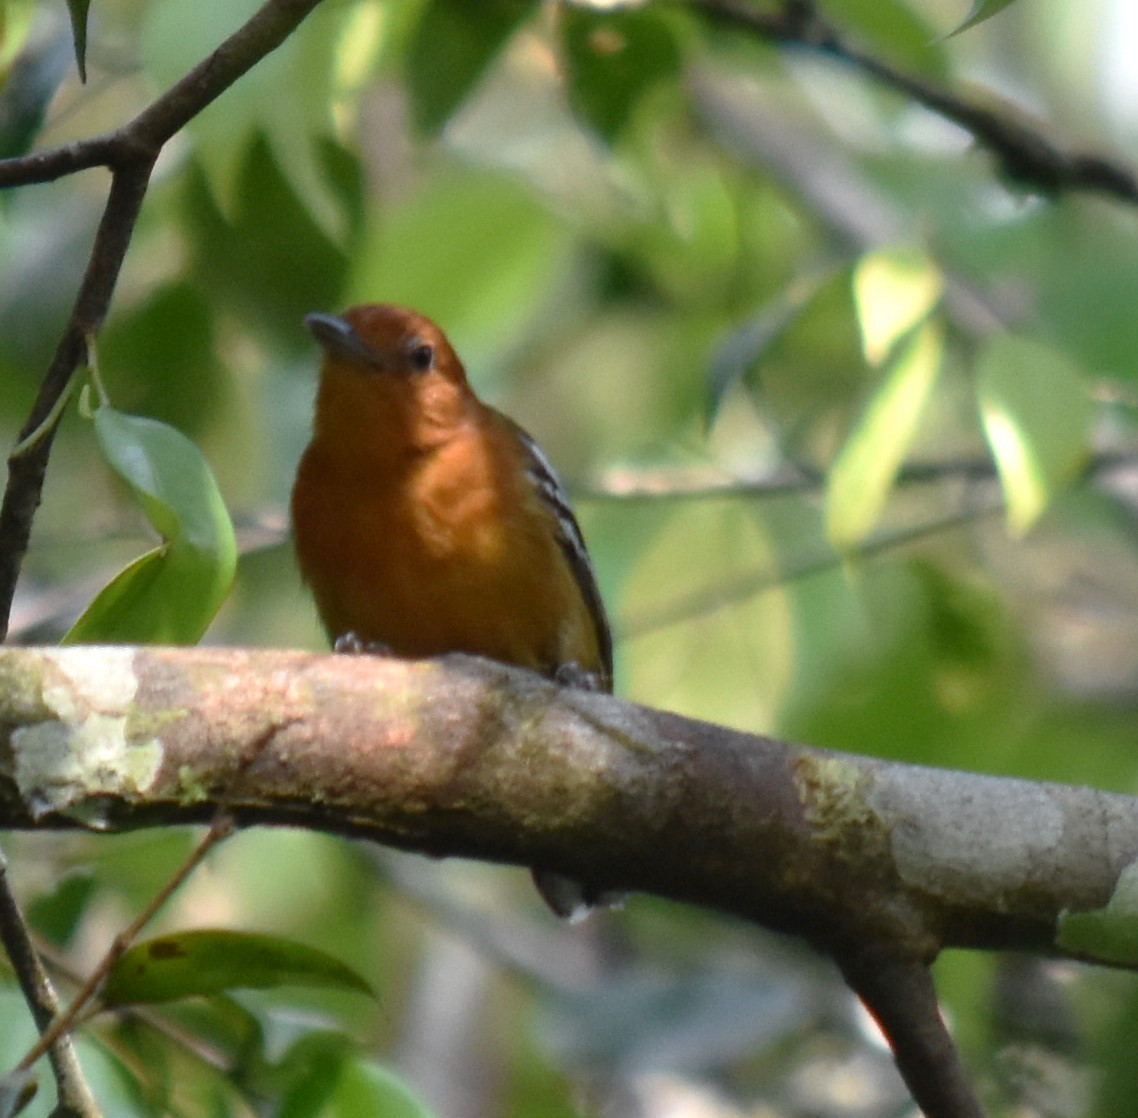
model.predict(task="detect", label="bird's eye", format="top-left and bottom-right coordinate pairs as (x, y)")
top-left (408, 343), bottom-right (434, 372)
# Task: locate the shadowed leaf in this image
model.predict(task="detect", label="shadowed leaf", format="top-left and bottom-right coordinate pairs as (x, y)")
top-left (102, 929), bottom-right (374, 1007)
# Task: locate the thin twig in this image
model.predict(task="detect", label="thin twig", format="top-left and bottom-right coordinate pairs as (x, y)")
top-left (4, 939), bottom-right (237, 1078)
top-left (17, 813), bottom-right (234, 1071)
top-left (0, 849), bottom-right (100, 1117)
top-left (579, 448), bottom-right (1138, 504)
top-left (618, 501), bottom-right (1003, 640)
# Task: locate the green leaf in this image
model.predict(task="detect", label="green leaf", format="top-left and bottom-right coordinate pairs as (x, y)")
top-left (976, 335), bottom-right (1092, 536)
top-left (276, 1034), bottom-right (354, 1118)
top-left (852, 247), bottom-right (942, 366)
top-left (98, 282), bottom-right (223, 435)
top-left (705, 274), bottom-right (829, 429)
top-left (345, 167), bottom-right (571, 372)
top-left (101, 929), bottom-right (374, 1007)
top-left (739, 266), bottom-right (868, 465)
top-left (946, 0), bottom-right (1019, 38)
top-left (65, 0), bottom-right (89, 81)
top-left (826, 321), bottom-right (943, 549)
top-left (182, 134), bottom-right (355, 339)
top-left (331, 1062), bottom-right (440, 1118)
top-left (405, 0), bottom-right (536, 135)
top-left (821, 0), bottom-right (948, 79)
top-left (1058, 863), bottom-right (1138, 965)
top-left (560, 6), bottom-right (683, 143)
top-left (26, 870), bottom-right (96, 946)
top-left (64, 407), bottom-right (237, 644)
top-left (142, 0), bottom-right (355, 239)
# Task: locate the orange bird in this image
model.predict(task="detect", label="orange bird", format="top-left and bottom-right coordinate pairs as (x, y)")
top-left (291, 304), bottom-right (613, 915)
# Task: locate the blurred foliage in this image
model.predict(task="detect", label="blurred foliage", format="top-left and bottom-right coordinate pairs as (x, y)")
top-left (3, 0), bottom-right (1138, 1114)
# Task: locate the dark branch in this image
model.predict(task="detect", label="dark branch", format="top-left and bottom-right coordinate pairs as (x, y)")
top-left (0, 0), bottom-right (325, 188)
top-left (690, 0), bottom-right (1138, 204)
top-left (0, 4), bottom-right (328, 1108)
top-left (0, 0), bottom-right (327, 638)
top-left (838, 946), bottom-right (986, 1118)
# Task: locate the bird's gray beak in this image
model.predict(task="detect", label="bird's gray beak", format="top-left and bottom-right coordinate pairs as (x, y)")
top-left (304, 313), bottom-right (386, 368)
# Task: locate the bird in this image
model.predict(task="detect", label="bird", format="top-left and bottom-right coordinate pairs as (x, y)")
top-left (290, 303), bottom-right (614, 918)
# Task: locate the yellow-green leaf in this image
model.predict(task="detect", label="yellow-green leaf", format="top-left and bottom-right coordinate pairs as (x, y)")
top-left (977, 335), bottom-right (1092, 536)
top-left (826, 321), bottom-right (943, 549)
top-left (852, 247), bottom-right (942, 366)
top-left (102, 930), bottom-right (374, 1007)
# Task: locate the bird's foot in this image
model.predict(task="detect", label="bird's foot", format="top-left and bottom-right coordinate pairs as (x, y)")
top-left (333, 632), bottom-right (393, 656)
top-left (553, 661), bottom-right (606, 692)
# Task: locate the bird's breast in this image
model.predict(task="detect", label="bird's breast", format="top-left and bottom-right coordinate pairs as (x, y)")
top-left (291, 430), bottom-right (594, 674)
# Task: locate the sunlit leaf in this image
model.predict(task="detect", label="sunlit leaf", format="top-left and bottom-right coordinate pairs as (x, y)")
top-left (65, 0), bottom-right (89, 81)
top-left (102, 929), bottom-right (374, 1007)
top-left (946, 0), bottom-right (1019, 38)
top-left (64, 407), bottom-right (237, 644)
top-left (976, 335), bottom-right (1092, 535)
top-left (405, 0), bottom-right (536, 135)
top-left (826, 321), bottom-right (943, 549)
top-left (852, 247), bottom-right (942, 366)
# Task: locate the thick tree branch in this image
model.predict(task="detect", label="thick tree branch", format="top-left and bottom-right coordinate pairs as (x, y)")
top-left (0, 646), bottom-right (1134, 963)
top-left (7, 644), bottom-right (1138, 1115)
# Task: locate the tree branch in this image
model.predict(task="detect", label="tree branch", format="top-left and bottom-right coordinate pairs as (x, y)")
top-left (0, 851), bottom-right (100, 1118)
top-left (8, 644), bottom-right (1138, 1115)
top-left (0, 0), bottom-right (327, 638)
top-left (0, 646), bottom-right (1134, 963)
top-left (838, 946), bottom-right (985, 1118)
top-left (690, 0), bottom-right (1138, 204)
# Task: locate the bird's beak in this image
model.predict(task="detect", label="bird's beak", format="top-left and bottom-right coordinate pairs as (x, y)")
top-left (304, 313), bottom-right (386, 369)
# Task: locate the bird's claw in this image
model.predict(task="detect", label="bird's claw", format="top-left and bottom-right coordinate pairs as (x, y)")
top-left (553, 661), bottom-right (606, 692)
top-left (333, 632), bottom-right (392, 656)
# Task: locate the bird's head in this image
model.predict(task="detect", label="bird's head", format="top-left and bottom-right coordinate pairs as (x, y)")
top-left (305, 304), bottom-right (474, 447)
